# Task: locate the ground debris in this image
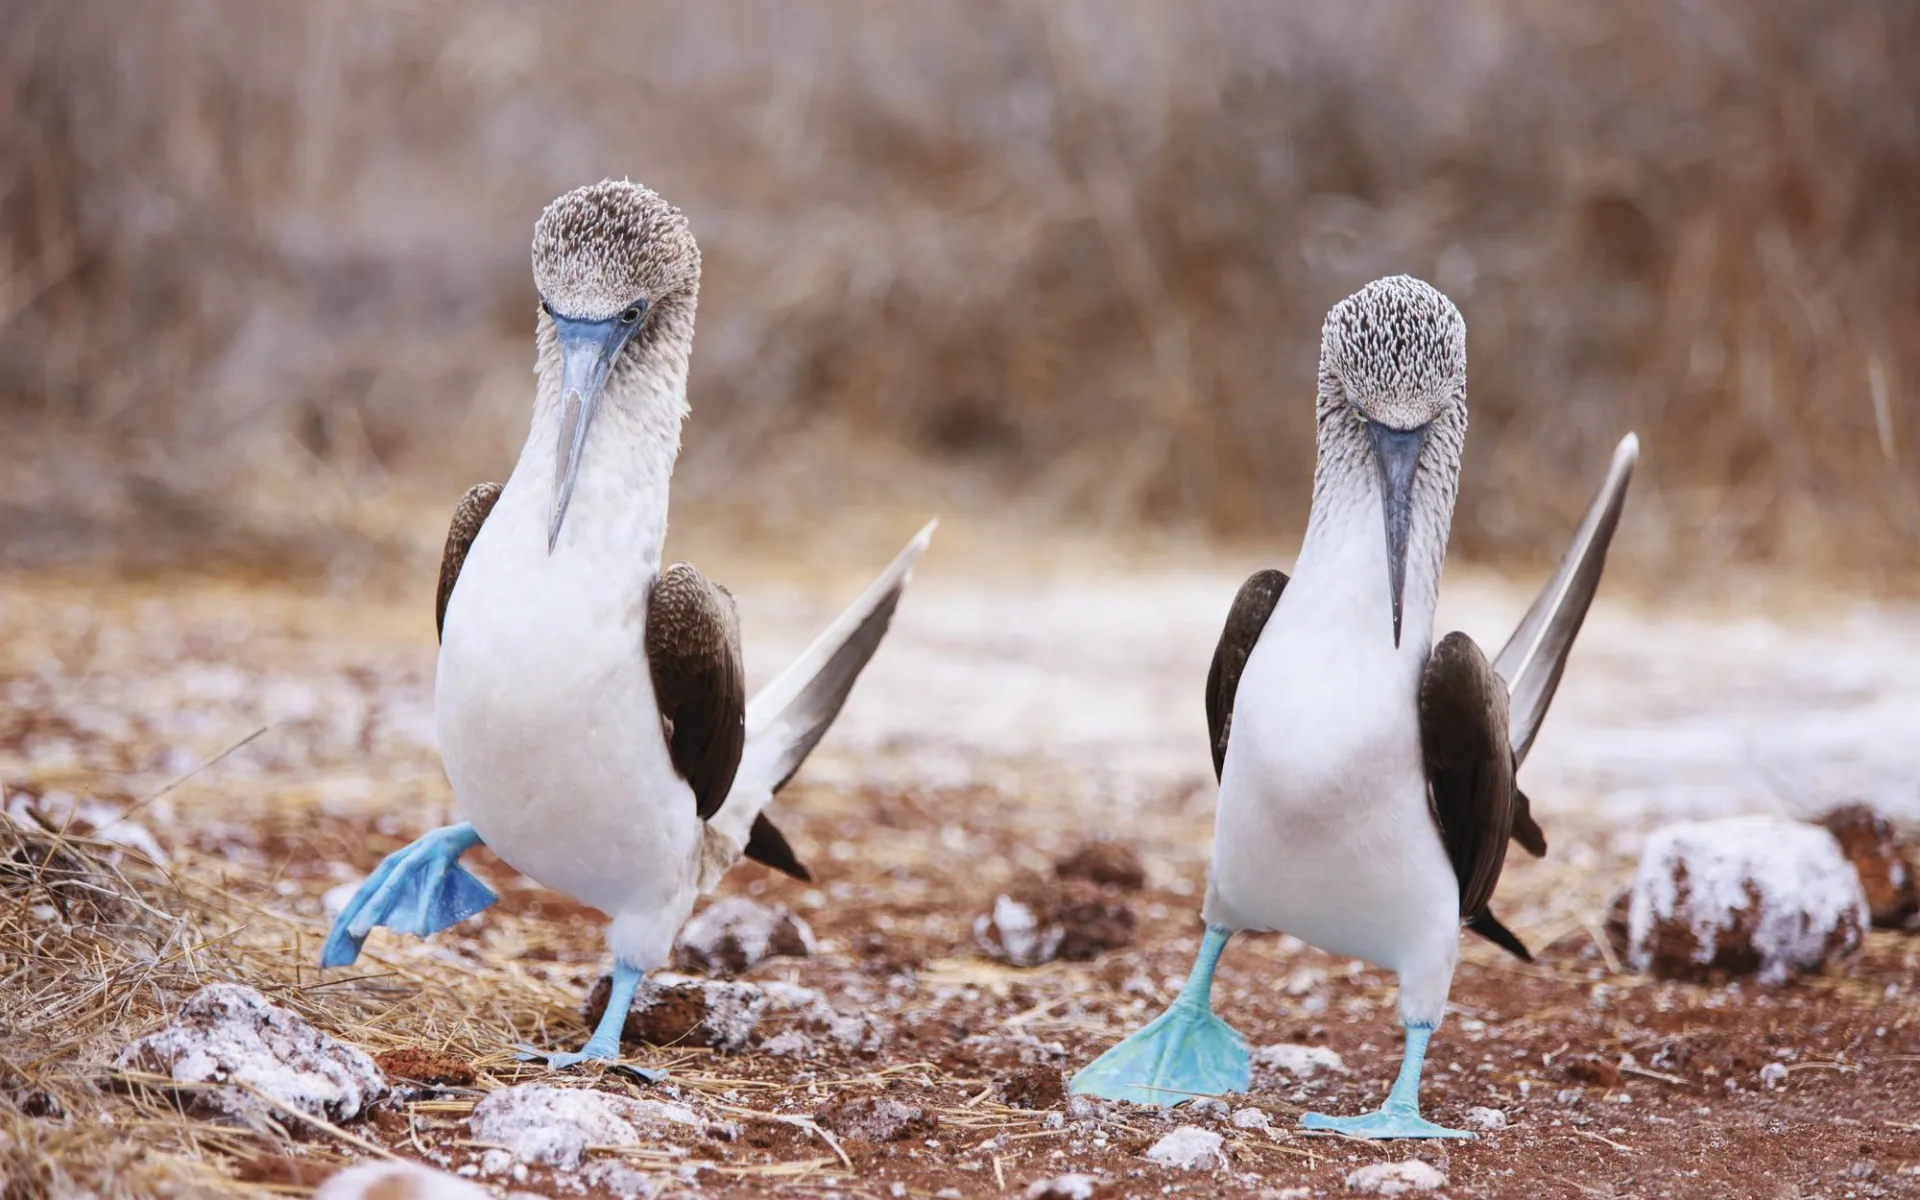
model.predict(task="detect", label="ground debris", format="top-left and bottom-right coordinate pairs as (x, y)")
top-left (114, 983), bottom-right (385, 1123)
top-left (1054, 840), bottom-right (1146, 890)
top-left (1253, 1043), bottom-right (1347, 1079)
top-left (814, 1095), bottom-right (935, 1142)
top-left (1626, 816), bottom-right (1868, 983)
top-left (672, 894), bottom-right (814, 975)
top-left (584, 974), bottom-right (768, 1052)
top-left (1816, 803), bottom-right (1917, 927)
top-left (314, 1162), bottom-right (489, 1200)
top-left (1143, 1125), bottom-right (1224, 1170)
top-left (1001, 1064), bottom-right (1068, 1110)
top-left (1345, 1158), bottom-right (1447, 1194)
top-left (372, 1047), bottom-right (474, 1087)
top-left (974, 875), bottom-right (1135, 966)
top-left (467, 1083), bottom-right (714, 1170)
top-left (1463, 1105), bottom-right (1509, 1130)
top-left (1023, 1173), bottom-right (1111, 1199)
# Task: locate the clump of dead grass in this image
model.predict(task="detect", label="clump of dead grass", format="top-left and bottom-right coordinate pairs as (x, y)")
top-left (2, 0), bottom-right (1916, 586)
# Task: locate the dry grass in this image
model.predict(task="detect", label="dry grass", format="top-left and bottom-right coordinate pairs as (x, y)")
top-left (1, 0), bottom-right (1915, 585)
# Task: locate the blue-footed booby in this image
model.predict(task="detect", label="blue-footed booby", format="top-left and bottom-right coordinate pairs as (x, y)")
top-left (1072, 276), bottom-right (1637, 1138)
top-left (319, 179), bottom-right (935, 1069)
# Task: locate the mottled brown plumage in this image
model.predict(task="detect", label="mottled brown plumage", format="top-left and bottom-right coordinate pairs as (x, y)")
top-left (1419, 631), bottom-right (1540, 961)
top-left (645, 563), bottom-right (746, 824)
top-left (1204, 568), bottom-right (1289, 782)
top-left (436, 483), bottom-right (503, 642)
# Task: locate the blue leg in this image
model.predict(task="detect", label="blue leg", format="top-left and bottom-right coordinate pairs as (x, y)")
top-left (520, 961), bottom-right (662, 1078)
top-left (1070, 927), bottom-right (1250, 1105)
top-left (319, 823), bottom-right (497, 968)
top-left (1300, 1023), bottom-right (1470, 1139)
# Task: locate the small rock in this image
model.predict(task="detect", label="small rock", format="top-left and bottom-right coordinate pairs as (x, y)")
top-left (1001, 1065), bottom-right (1068, 1110)
top-left (1463, 1105), bottom-right (1509, 1130)
top-left (1626, 816), bottom-right (1868, 984)
top-left (1231, 1107), bottom-right (1272, 1132)
top-left (1758, 1062), bottom-right (1789, 1089)
top-left (115, 983), bottom-right (385, 1123)
top-left (1262, 1189), bottom-right (1312, 1200)
top-left (1253, 1043), bottom-right (1347, 1079)
top-left (1143, 1125), bottom-right (1225, 1171)
top-left (673, 895), bottom-right (814, 976)
top-left (468, 1084), bottom-right (706, 1169)
top-left (815, 1096), bottom-right (935, 1143)
top-left (1817, 804), bottom-right (1917, 928)
top-left (1066, 1094), bottom-right (1109, 1121)
top-left (1562, 1054), bottom-right (1621, 1088)
top-left (975, 876), bottom-right (1135, 966)
top-left (1023, 1174), bottom-right (1108, 1200)
top-left (1345, 1159), bottom-right (1447, 1195)
top-left (581, 1160), bottom-right (663, 1198)
top-left (1188, 1096), bottom-right (1230, 1121)
top-left (1054, 840), bottom-right (1146, 890)
top-left (584, 976), bottom-right (767, 1052)
top-left (315, 1163), bottom-right (490, 1200)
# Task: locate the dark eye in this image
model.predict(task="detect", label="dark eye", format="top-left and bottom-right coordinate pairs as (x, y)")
top-left (620, 306), bottom-right (642, 324)
top-left (540, 299), bottom-right (554, 317)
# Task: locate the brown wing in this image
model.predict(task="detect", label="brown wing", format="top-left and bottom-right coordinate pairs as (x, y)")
top-left (646, 563), bottom-right (747, 823)
top-left (1204, 569), bottom-right (1288, 781)
top-left (1420, 631), bottom-right (1534, 960)
top-left (436, 483), bottom-right (503, 642)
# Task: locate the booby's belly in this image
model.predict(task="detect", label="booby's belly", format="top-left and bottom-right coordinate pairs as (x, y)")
top-left (1206, 604), bottom-right (1460, 977)
top-left (433, 479), bottom-right (700, 928)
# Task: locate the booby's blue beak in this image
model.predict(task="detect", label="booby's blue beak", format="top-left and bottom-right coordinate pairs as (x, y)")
top-left (1365, 419), bottom-right (1429, 648)
top-left (547, 301), bottom-right (646, 553)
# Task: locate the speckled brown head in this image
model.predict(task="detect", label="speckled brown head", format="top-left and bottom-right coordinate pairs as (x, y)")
top-left (533, 180), bottom-right (703, 554)
top-left (532, 180), bottom-right (700, 321)
top-left (1315, 276), bottom-right (1469, 647)
top-left (1318, 275), bottom-right (1467, 432)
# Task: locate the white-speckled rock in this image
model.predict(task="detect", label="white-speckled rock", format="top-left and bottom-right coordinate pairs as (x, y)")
top-left (1253, 1043), bottom-right (1347, 1078)
top-left (315, 1163), bottom-right (491, 1200)
top-left (1627, 816), bottom-right (1868, 984)
top-left (1464, 1105), bottom-right (1509, 1130)
top-left (468, 1084), bottom-right (709, 1169)
top-left (1346, 1158), bottom-right (1447, 1194)
top-left (115, 983), bottom-right (384, 1123)
top-left (1144, 1125), bottom-right (1225, 1170)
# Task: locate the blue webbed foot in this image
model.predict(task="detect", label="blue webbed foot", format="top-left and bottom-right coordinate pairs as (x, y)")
top-left (516, 962), bottom-right (661, 1079)
top-left (319, 822), bottom-right (495, 968)
top-left (1301, 1105), bottom-right (1471, 1140)
top-left (1071, 928), bottom-right (1249, 1105)
top-left (1300, 1022), bottom-right (1470, 1139)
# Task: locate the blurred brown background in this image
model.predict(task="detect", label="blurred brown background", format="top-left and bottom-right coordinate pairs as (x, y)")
top-left (3, 0), bottom-right (1916, 587)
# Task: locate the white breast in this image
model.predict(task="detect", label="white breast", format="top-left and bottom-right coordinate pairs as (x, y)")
top-left (1205, 498), bottom-right (1460, 982)
top-left (434, 438), bottom-right (700, 954)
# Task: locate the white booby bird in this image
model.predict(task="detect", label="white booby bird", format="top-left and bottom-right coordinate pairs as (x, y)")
top-left (1072, 276), bottom-right (1637, 1138)
top-left (320, 179), bottom-right (935, 1069)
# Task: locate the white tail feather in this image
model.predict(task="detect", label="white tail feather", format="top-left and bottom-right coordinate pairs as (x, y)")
top-left (707, 519), bottom-right (937, 847)
top-left (1494, 434), bottom-right (1638, 766)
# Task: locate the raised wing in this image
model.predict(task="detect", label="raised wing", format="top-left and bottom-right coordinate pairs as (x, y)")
top-left (1204, 569), bottom-right (1289, 781)
top-left (737, 520), bottom-right (935, 798)
top-left (435, 482), bottom-right (503, 641)
top-left (646, 563), bottom-right (747, 823)
top-left (1493, 433), bottom-right (1638, 765)
top-left (1420, 631), bottom-right (1533, 961)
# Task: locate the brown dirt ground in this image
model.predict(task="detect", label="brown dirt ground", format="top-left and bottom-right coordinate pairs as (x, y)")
top-left (3, 574), bottom-right (1919, 1199)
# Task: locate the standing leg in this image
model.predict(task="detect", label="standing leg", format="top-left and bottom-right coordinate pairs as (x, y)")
top-left (1300, 1022), bottom-right (1470, 1138)
top-left (522, 959), bottom-right (664, 1078)
top-left (1070, 926), bottom-right (1251, 1105)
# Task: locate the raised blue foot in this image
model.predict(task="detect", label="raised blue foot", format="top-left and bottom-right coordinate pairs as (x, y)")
top-left (319, 823), bottom-right (496, 968)
top-left (1301, 1023), bottom-right (1471, 1140)
top-left (1072, 928), bottom-right (1250, 1105)
top-left (517, 961), bottom-right (663, 1079)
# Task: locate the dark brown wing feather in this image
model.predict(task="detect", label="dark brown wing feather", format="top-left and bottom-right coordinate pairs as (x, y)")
top-left (646, 564), bottom-right (747, 822)
top-left (744, 813), bottom-right (812, 882)
top-left (1204, 569), bottom-right (1289, 781)
top-left (1420, 631), bottom-right (1526, 954)
top-left (436, 483), bottom-right (503, 642)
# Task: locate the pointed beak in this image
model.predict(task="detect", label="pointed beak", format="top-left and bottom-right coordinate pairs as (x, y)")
top-left (548, 309), bottom-right (642, 553)
top-left (1365, 420), bottom-right (1430, 648)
